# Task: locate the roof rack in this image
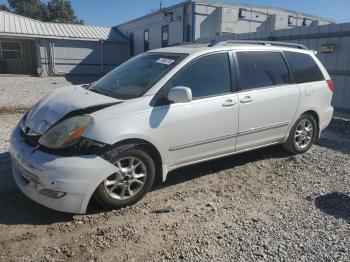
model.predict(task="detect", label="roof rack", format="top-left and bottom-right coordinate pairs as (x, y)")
top-left (208, 40), bottom-right (309, 50)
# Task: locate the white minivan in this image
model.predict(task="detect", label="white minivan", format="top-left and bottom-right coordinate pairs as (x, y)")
top-left (11, 41), bottom-right (334, 213)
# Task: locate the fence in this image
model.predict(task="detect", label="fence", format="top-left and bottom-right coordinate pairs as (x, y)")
top-left (198, 22), bottom-right (350, 111)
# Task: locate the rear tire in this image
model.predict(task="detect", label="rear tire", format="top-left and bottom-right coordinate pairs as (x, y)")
top-left (283, 114), bottom-right (317, 154)
top-left (94, 146), bottom-right (155, 210)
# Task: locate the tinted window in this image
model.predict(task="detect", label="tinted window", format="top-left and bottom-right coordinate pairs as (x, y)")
top-left (285, 51), bottom-right (324, 83)
top-left (237, 52), bottom-right (290, 90)
top-left (171, 53), bottom-right (231, 99)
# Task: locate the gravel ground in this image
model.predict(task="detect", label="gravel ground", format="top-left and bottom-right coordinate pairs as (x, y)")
top-left (0, 76), bottom-right (98, 112)
top-left (0, 110), bottom-right (349, 261)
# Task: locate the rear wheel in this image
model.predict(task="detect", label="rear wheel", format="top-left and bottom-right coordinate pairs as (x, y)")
top-left (94, 147), bottom-right (155, 209)
top-left (283, 114), bottom-right (317, 154)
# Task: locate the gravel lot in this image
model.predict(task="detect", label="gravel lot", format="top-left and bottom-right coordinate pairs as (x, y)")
top-left (0, 77), bottom-right (349, 261)
top-left (0, 76), bottom-right (98, 112)
top-left (0, 113), bottom-right (349, 261)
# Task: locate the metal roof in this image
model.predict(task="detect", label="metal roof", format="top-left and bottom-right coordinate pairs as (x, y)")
top-left (0, 11), bottom-right (127, 42)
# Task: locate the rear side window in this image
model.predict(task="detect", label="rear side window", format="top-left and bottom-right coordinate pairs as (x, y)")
top-left (237, 51), bottom-right (290, 91)
top-left (171, 53), bottom-right (231, 99)
top-left (284, 51), bottom-right (324, 83)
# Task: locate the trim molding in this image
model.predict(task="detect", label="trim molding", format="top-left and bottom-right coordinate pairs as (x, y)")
top-left (238, 121), bottom-right (289, 136)
top-left (168, 121), bottom-right (289, 151)
top-left (169, 133), bottom-right (238, 151)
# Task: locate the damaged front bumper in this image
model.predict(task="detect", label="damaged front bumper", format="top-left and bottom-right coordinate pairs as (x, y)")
top-left (10, 126), bottom-right (118, 214)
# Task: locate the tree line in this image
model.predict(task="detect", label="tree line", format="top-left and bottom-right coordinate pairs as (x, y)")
top-left (0, 0), bottom-right (84, 24)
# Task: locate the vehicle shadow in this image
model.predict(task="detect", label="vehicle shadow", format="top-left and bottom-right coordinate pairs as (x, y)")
top-left (315, 192), bottom-right (350, 223)
top-left (154, 145), bottom-right (290, 190)
top-left (316, 118), bottom-right (350, 155)
top-left (0, 152), bottom-right (16, 192)
top-left (0, 151), bottom-right (74, 226)
top-left (0, 189), bottom-right (74, 225)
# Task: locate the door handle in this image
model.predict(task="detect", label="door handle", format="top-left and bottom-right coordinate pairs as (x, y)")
top-left (240, 96), bottom-right (253, 103)
top-left (222, 99), bottom-right (237, 107)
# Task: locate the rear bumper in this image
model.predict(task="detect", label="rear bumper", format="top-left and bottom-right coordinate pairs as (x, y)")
top-left (10, 125), bottom-right (117, 214)
top-left (320, 106), bottom-right (334, 132)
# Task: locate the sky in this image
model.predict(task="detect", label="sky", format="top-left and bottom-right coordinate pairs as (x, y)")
top-left (1, 0), bottom-right (349, 27)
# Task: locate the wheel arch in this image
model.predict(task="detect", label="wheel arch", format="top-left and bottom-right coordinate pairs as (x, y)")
top-left (105, 138), bottom-right (165, 185)
top-left (301, 110), bottom-right (320, 138)
top-left (84, 138), bottom-right (166, 212)
top-left (284, 108), bottom-right (321, 143)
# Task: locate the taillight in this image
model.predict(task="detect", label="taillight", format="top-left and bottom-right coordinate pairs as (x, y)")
top-left (326, 79), bottom-right (334, 92)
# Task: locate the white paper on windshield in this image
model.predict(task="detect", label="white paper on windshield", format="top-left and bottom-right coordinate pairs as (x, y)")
top-left (156, 58), bottom-right (175, 66)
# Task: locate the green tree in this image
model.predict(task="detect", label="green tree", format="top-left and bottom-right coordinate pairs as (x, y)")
top-left (47, 0), bottom-right (84, 24)
top-left (8, 0), bottom-right (49, 21)
top-left (0, 4), bottom-right (11, 11)
top-left (6, 0), bottom-right (83, 24)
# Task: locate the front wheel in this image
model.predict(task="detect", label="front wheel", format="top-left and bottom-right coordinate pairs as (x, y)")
top-left (94, 147), bottom-right (155, 210)
top-left (283, 114), bottom-right (317, 154)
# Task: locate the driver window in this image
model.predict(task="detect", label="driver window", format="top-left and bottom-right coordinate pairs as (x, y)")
top-left (171, 53), bottom-right (231, 99)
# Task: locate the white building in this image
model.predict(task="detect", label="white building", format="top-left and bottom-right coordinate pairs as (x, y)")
top-left (116, 0), bottom-right (334, 56)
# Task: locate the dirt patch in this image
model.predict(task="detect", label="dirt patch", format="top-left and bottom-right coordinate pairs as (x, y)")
top-left (0, 107), bottom-right (28, 114)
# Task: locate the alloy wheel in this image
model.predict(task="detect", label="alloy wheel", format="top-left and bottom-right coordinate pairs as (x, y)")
top-left (294, 119), bottom-right (314, 150)
top-left (103, 157), bottom-right (147, 200)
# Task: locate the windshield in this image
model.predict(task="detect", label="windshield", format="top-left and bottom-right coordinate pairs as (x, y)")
top-left (91, 53), bottom-right (187, 99)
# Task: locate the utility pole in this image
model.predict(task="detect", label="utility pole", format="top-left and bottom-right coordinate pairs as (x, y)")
top-left (160, 0), bottom-right (163, 10)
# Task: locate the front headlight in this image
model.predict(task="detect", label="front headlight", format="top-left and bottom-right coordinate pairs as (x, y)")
top-left (38, 115), bottom-right (93, 149)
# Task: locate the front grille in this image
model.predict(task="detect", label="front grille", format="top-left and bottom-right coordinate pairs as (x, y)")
top-left (20, 129), bottom-right (41, 147)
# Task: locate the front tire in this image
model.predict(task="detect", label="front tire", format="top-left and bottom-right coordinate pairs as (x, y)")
top-left (283, 114), bottom-right (317, 154)
top-left (94, 146), bottom-right (155, 210)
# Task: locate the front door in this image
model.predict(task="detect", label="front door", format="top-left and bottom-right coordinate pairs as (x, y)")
top-left (162, 52), bottom-right (239, 167)
top-left (235, 51), bottom-right (300, 151)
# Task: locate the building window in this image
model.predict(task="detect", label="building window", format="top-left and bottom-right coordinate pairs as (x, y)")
top-left (129, 32), bottom-right (134, 56)
top-left (144, 30), bottom-right (149, 52)
top-left (162, 25), bottom-right (169, 47)
top-left (302, 18), bottom-right (308, 26)
top-left (288, 16), bottom-right (294, 25)
top-left (238, 8), bottom-right (246, 19)
top-left (0, 41), bottom-right (22, 60)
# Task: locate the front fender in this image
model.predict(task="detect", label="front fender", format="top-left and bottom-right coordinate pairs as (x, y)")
top-left (84, 110), bottom-right (170, 180)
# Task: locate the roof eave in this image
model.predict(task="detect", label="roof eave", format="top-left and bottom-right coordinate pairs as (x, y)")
top-left (0, 32), bottom-right (128, 42)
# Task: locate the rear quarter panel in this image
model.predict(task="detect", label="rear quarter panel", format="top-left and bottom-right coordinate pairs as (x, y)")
top-left (293, 52), bottom-right (334, 133)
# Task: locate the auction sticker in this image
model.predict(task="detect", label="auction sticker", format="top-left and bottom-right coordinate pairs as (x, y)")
top-left (156, 58), bottom-right (175, 65)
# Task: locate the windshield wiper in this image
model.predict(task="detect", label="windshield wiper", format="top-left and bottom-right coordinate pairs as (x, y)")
top-left (87, 86), bottom-right (113, 97)
top-left (82, 82), bottom-right (98, 90)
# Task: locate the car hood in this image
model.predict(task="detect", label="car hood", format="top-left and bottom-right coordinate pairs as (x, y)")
top-left (23, 85), bottom-right (122, 135)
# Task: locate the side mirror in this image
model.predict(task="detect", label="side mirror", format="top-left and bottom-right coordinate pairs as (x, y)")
top-left (167, 86), bottom-right (192, 103)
